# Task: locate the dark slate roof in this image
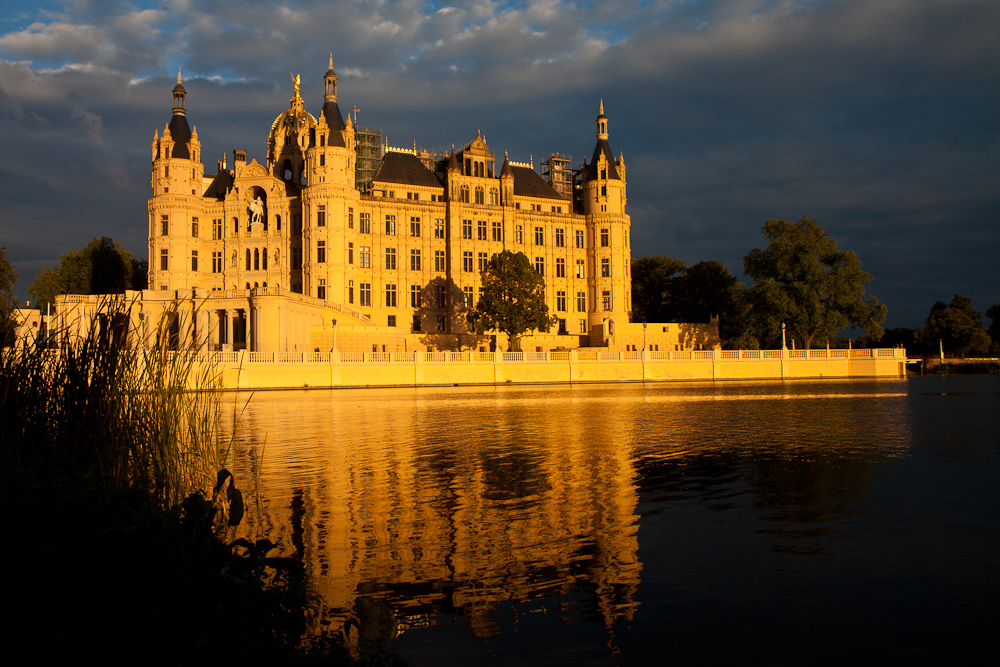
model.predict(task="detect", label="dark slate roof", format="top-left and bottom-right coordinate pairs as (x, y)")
top-left (202, 170), bottom-right (233, 200)
top-left (167, 113), bottom-right (192, 159)
top-left (584, 139), bottom-right (620, 181)
top-left (320, 101), bottom-right (346, 147)
top-left (373, 152), bottom-right (443, 188)
top-left (511, 166), bottom-right (565, 200)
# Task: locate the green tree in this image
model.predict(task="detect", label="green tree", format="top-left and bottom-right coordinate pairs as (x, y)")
top-left (630, 255), bottom-right (685, 323)
top-left (28, 237), bottom-right (143, 310)
top-left (1, 247), bottom-right (18, 345)
top-left (743, 216), bottom-right (886, 349)
top-left (917, 295), bottom-right (991, 357)
top-left (468, 250), bottom-right (557, 351)
top-left (676, 260), bottom-right (751, 345)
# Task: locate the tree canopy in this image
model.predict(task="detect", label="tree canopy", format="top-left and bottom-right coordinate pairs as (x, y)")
top-left (917, 295), bottom-right (991, 357)
top-left (28, 237), bottom-right (147, 310)
top-left (467, 250), bottom-right (557, 351)
top-left (1, 246), bottom-right (18, 345)
top-left (743, 216), bottom-right (886, 349)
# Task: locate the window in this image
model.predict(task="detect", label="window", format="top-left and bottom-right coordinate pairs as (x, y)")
top-left (436, 315), bottom-right (445, 332)
top-left (475, 186), bottom-right (484, 205)
top-left (292, 214), bottom-right (302, 235)
top-left (534, 227), bottom-right (544, 245)
top-left (213, 218), bottom-right (222, 240)
top-left (160, 215), bottom-right (168, 236)
top-left (317, 278), bottom-right (326, 300)
top-left (463, 251), bottom-right (474, 272)
top-left (601, 185), bottom-right (607, 197)
top-left (191, 250), bottom-right (198, 272)
top-left (317, 241), bottom-right (326, 263)
top-left (159, 249), bottom-right (168, 270)
top-left (385, 215), bottom-right (396, 235)
top-left (477, 220), bottom-right (487, 240)
top-left (292, 247), bottom-right (302, 269)
top-left (602, 290), bottom-right (611, 311)
top-left (555, 228), bottom-right (564, 247)
top-left (192, 218), bottom-right (199, 237)
top-left (579, 319), bottom-right (587, 334)
top-left (553, 206), bottom-right (562, 213)
top-left (410, 249), bottom-right (421, 271)
top-left (463, 286), bottom-right (474, 308)
top-left (535, 257), bottom-right (545, 276)
top-left (601, 228), bottom-right (609, 247)
top-left (576, 259), bottom-right (585, 279)
top-left (577, 291), bottom-right (586, 312)
top-left (319, 154), bottom-right (325, 167)
top-left (410, 285), bottom-right (421, 308)
top-left (359, 212), bottom-right (371, 233)
top-left (254, 248), bottom-right (260, 271)
top-left (460, 185), bottom-right (470, 203)
top-left (348, 207), bottom-right (354, 229)
top-left (556, 290), bottom-right (566, 312)
top-left (359, 246), bottom-right (371, 268)
top-left (348, 242), bottom-right (354, 264)
top-left (385, 284), bottom-right (397, 308)
top-left (388, 315), bottom-right (396, 327)
top-left (492, 221), bottom-right (502, 242)
top-left (575, 230), bottom-right (584, 248)
top-left (317, 205), bottom-right (326, 227)
top-left (212, 251), bottom-right (222, 273)
top-left (263, 248), bottom-right (268, 270)
top-left (385, 247), bottom-right (396, 270)
top-left (462, 220), bottom-right (473, 239)
top-left (276, 215), bottom-right (281, 231)
top-left (434, 250), bottom-right (445, 272)
top-left (436, 285), bottom-right (446, 309)
top-left (410, 217), bottom-right (421, 237)
top-left (245, 249), bottom-right (252, 271)
top-left (434, 219), bottom-right (445, 238)
top-left (516, 226), bottom-right (523, 244)
top-left (412, 314), bottom-right (422, 332)
top-left (489, 188), bottom-right (498, 206)
top-left (348, 280), bottom-right (354, 304)
top-left (601, 258), bottom-right (610, 277)
top-left (359, 283), bottom-right (371, 307)
top-left (478, 252), bottom-right (488, 272)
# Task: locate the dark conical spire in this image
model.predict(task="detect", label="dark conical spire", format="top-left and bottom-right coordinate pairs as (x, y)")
top-left (168, 69), bottom-right (192, 159)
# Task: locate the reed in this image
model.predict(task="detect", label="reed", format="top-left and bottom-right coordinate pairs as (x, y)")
top-left (0, 295), bottom-right (224, 508)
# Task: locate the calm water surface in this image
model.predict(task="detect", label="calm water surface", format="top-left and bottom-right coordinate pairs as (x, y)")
top-left (221, 376), bottom-right (1000, 665)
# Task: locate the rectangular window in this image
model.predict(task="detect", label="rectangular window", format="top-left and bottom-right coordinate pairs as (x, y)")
top-left (434, 250), bottom-right (445, 272)
top-left (556, 290), bottom-right (566, 312)
top-left (579, 319), bottom-right (587, 334)
top-left (410, 217), bottom-right (421, 237)
top-left (602, 290), bottom-right (611, 311)
top-left (575, 230), bottom-right (584, 248)
top-left (192, 218), bottom-right (199, 237)
top-left (555, 228), bottom-right (564, 247)
top-left (576, 259), bottom-right (585, 279)
top-left (462, 219), bottom-right (473, 239)
top-left (317, 278), bottom-right (326, 300)
top-left (463, 286), bottom-right (474, 308)
top-left (413, 313), bottom-right (422, 332)
top-left (410, 249), bottom-right (421, 271)
top-left (385, 284), bottom-right (397, 308)
top-left (478, 252), bottom-right (488, 272)
top-left (159, 249), bottom-right (168, 270)
top-left (410, 285), bottom-right (421, 308)
top-left (212, 251), bottom-right (222, 273)
top-left (385, 215), bottom-right (396, 235)
top-left (535, 257), bottom-right (545, 276)
top-left (292, 247), bottom-right (302, 270)
top-left (385, 247), bottom-right (396, 270)
top-left (556, 257), bottom-right (566, 278)
top-left (388, 315), bottom-right (396, 327)
top-left (601, 258), bottom-right (610, 277)
top-left (463, 251), bottom-right (474, 272)
top-left (359, 246), bottom-right (371, 268)
top-left (436, 285), bottom-right (446, 309)
top-left (359, 212), bottom-right (371, 234)
top-left (436, 315), bottom-right (445, 332)
top-left (348, 207), bottom-right (354, 229)
top-left (160, 215), bottom-right (168, 236)
top-left (317, 205), bottom-right (326, 227)
top-left (348, 242), bottom-right (354, 265)
top-left (434, 219), bottom-right (445, 238)
top-left (319, 154), bottom-right (325, 167)
top-left (293, 214), bottom-right (302, 235)
top-left (348, 280), bottom-right (354, 304)
top-left (601, 228), bottom-right (610, 247)
top-left (191, 250), bottom-right (198, 272)
top-left (492, 221), bottom-right (502, 242)
top-left (317, 241), bottom-right (326, 263)
top-left (534, 227), bottom-right (544, 245)
top-left (360, 283), bottom-right (371, 307)
top-left (577, 291), bottom-right (586, 312)
top-left (213, 218), bottom-right (222, 240)
top-left (516, 225), bottom-right (523, 244)
top-left (477, 220), bottom-right (487, 240)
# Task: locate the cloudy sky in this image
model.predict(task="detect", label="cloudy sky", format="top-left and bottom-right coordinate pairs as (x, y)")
top-left (1, 0), bottom-right (997, 328)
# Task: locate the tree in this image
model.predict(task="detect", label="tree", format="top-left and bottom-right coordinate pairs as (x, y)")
top-left (1, 247), bottom-right (17, 345)
top-left (987, 304), bottom-right (1000, 353)
top-left (917, 295), bottom-right (991, 357)
top-left (630, 255), bottom-right (686, 324)
top-left (468, 250), bottom-right (557, 351)
top-left (28, 237), bottom-right (144, 310)
top-left (676, 260), bottom-right (751, 345)
top-left (743, 216), bottom-right (886, 349)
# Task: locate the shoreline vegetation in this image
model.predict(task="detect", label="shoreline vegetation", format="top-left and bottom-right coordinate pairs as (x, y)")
top-left (921, 359), bottom-right (1000, 374)
top-left (0, 298), bottom-right (401, 664)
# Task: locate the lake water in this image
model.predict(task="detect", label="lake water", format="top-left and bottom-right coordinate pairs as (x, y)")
top-left (221, 376), bottom-right (1000, 665)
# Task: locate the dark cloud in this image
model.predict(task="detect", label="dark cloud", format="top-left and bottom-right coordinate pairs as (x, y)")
top-left (1, 0), bottom-right (998, 327)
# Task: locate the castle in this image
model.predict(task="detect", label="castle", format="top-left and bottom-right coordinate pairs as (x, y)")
top-left (53, 59), bottom-right (718, 355)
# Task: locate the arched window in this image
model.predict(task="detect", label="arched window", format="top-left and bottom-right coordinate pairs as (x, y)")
top-left (474, 186), bottom-right (484, 205)
top-left (232, 217), bottom-right (239, 235)
top-left (489, 188), bottom-right (498, 206)
top-left (245, 249), bottom-right (251, 271)
top-left (460, 185), bottom-right (470, 203)
top-left (254, 248), bottom-right (260, 271)
top-left (262, 248), bottom-right (268, 270)
top-left (283, 159), bottom-right (292, 181)
top-left (276, 214), bottom-right (282, 231)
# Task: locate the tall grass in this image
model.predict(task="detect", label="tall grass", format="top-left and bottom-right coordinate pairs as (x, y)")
top-left (0, 295), bottom-right (224, 508)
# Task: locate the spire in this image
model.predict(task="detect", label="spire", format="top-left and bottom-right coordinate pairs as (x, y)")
top-left (172, 68), bottom-right (186, 115)
top-left (324, 54), bottom-right (338, 102)
top-left (596, 99), bottom-right (608, 140)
